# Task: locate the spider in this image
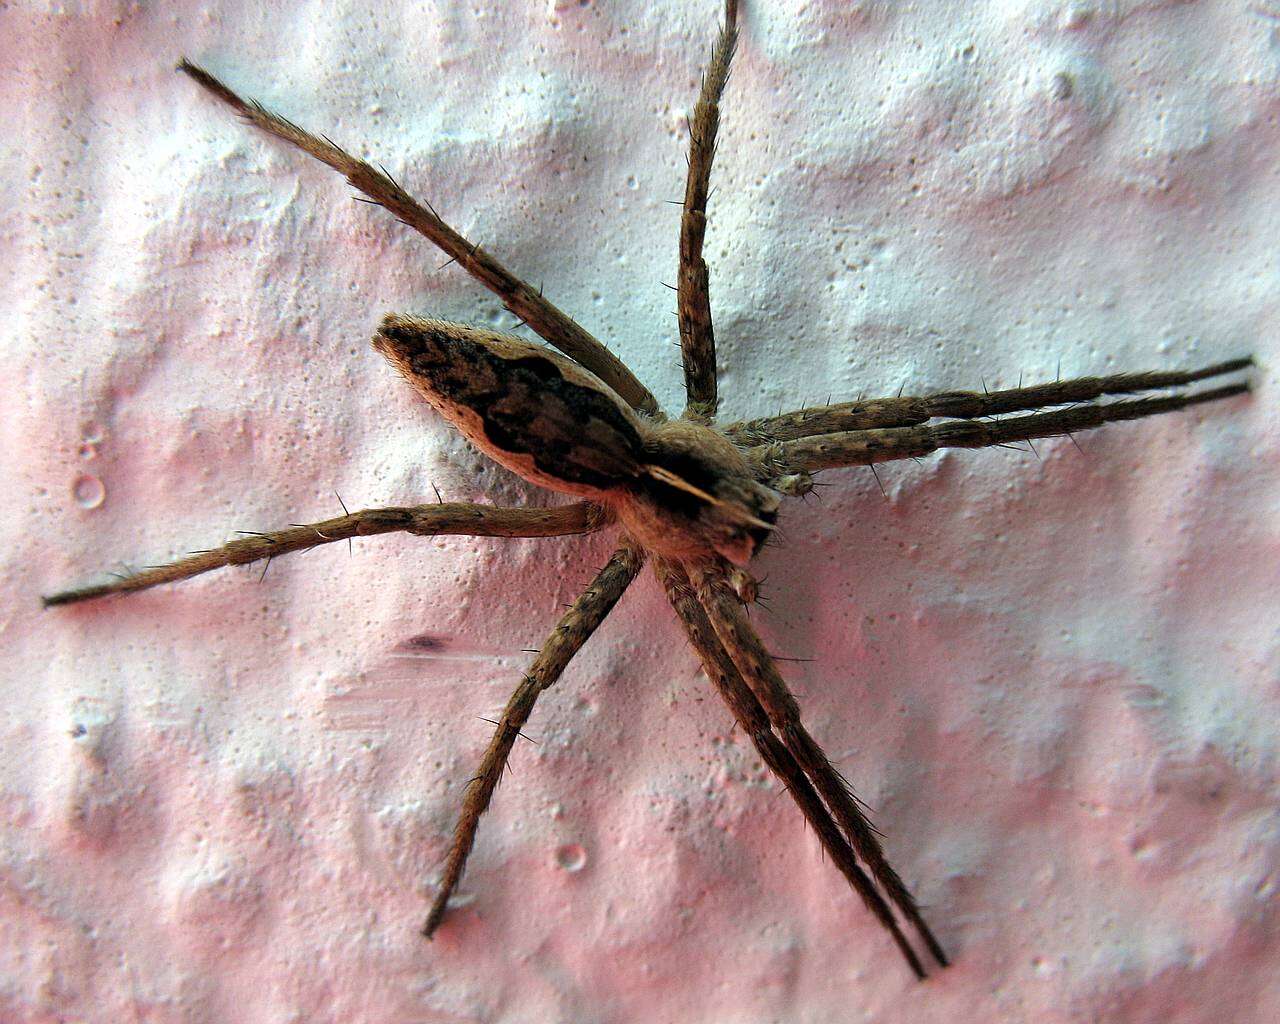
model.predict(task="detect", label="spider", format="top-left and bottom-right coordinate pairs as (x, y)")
top-left (43, 0), bottom-right (1252, 982)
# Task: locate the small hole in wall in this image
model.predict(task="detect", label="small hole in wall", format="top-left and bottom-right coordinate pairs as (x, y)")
top-left (72, 474), bottom-right (106, 510)
top-left (554, 843), bottom-right (588, 872)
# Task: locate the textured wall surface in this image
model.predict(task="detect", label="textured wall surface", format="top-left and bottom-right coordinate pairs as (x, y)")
top-left (5, 1), bottom-right (1278, 1021)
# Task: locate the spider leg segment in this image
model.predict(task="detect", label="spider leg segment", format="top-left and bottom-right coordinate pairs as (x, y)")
top-left (175, 60), bottom-right (658, 416)
top-left (751, 379), bottom-right (1251, 478)
top-left (685, 558), bottom-right (948, 976)
top-left (42, 501), bottom-right (609, 606)
top-left (726, 356), bottom-right (1253, 445)
top-left (655, 556), bottom-right (929, 979)
top-left (423, 536), bottom-right (646, 937)
top-left (678, 0), bottom-right (739, 422)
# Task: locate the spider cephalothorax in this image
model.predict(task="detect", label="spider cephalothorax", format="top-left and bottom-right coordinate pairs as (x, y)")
top-left (623, 417), bottom-right (780, 564)
top-left (45, 0), bottom-right (1250, 983)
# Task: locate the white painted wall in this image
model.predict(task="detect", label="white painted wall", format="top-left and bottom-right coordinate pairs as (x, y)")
top-left (6, 1), bottom-right (1277, 1021)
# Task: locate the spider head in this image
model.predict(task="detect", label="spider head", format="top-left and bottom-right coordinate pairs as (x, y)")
top-left (616, 419), bottom-right (780, 565)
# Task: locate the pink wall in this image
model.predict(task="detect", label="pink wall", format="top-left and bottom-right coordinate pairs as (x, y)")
top-left (7, 1), bottom-right (1277, 1020)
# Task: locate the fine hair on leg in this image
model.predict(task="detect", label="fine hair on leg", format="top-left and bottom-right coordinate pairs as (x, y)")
top-left (686, 558), bottom-right (947, 972)
top-left (422, 536), bottom-right (646, 937)
top-left (677, 0), bottom-right (739, 421)
top-left (654, 556), bottom-right (928, 979)
top-left (726, 356), bottom-right (1252, 445)
top-left (752, 380), bottom-right (1250, 478)
top-left (175, 60), bottom-right (659, 415)
top-left (43, 501), bottom-right (609, 606)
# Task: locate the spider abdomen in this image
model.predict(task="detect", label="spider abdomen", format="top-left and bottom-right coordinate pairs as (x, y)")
top-left (374, 314), bottom-right (648, 498)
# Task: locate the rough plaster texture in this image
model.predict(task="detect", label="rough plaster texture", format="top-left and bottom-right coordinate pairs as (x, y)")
top-left (5, 0), bottom-right (1279, 1021)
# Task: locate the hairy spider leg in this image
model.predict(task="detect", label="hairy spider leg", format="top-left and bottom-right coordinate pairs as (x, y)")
top-left (726, 356), bottom-right (1253, 444)
top-left (655, 557), bottom-right (928, 979)
top-left (42, 502), bottom-right (608, 606)
top-left (690, 560), bottom-right (948, 972)
top-left (176, 60), bottom-right (659, 416)
top-left (677, 0), bottom-right (739, 421)
top-left (423, 538), bottom-right (647, 937)
top-left (758, 381), bottom-right (1250, 476)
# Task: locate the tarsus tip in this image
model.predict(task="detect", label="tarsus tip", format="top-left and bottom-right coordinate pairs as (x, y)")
top-left (42, 592), bottom-right (81, 609)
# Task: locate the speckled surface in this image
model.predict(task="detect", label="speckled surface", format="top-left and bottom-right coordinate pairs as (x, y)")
top-left (6, 1), bottom-right (1279, 1021)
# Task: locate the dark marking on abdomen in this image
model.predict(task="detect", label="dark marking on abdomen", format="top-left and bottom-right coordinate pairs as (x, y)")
top-left (377, 320), bottom-right (645, 491)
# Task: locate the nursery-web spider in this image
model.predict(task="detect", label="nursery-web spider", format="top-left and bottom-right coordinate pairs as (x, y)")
top-left (45, 0), bottom-right (1251, 980)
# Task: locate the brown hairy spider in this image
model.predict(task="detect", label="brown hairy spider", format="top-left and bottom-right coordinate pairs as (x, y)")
top-left (44, 0), bottom-right (1251, 981)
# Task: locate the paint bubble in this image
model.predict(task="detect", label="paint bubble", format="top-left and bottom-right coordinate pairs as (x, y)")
top-left (554, 843), bottom-right (587, 872)
top-left (72, 474), bottom-right (105, 510)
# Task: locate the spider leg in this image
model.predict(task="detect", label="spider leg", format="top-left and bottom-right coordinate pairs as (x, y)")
top-left (423, 536), bottom-right (646, 937)
top-left (176, 60), bottom-right (659, 416)
top-left (726, 356), bottom-right (1253, 444)
top-left (687, 558), bottom-right (948, 974)
top-left (678, 0), bottom-right (739, 422)
top-left (654, 556), bottom-right (928, 980)
top-left (43, 501), bottom-right (609, 606)
top-left (753, 380), bottom-right (1251, 477)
